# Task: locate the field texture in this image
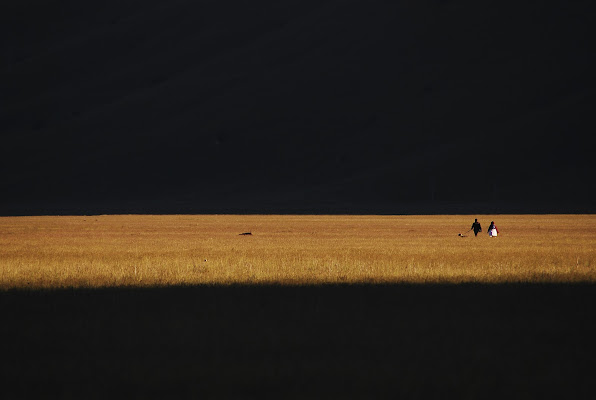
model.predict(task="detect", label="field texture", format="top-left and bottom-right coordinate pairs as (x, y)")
top-left (1, 214), bottom-right (594, 289)
top-left (2, 215), bottom-right (595, 398)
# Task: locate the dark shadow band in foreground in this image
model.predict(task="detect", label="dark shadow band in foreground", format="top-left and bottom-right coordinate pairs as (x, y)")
top-left (2, 283), bottom-right (594, 399)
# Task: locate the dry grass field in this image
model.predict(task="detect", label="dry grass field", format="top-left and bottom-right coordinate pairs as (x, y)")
top-left (1, 214), bottom-right (594, 289)
top-left (2, 214), bottom-right (596, 399)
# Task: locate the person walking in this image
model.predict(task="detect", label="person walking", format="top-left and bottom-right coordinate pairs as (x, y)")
top-left (488, 221), bottom-right (499, 237)
top-left (471, 219), bottom-right (482, 237)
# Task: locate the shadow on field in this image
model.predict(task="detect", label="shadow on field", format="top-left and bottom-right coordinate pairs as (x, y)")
top-left (1, 284), bottom-right (594, 399)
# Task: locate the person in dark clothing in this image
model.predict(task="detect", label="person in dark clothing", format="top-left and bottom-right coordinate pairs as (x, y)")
top-left (471, 219), bottom-right (482, 237)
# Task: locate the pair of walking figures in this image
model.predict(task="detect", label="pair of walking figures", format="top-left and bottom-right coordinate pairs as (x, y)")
top-left (470, 219), bottom-right (499, 237)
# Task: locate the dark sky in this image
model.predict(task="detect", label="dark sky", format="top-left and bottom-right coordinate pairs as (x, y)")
top-left (2, 0), bottom-right (594, 214)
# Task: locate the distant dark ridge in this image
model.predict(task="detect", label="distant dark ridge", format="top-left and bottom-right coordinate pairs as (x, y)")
top-left (1, 200), bottom-right (593, 216)
top-left (2, 0), bottom-right (595, 209)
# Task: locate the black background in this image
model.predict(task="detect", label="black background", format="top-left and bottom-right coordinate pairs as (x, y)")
top-left (2, 0), bottom-right (594, 214)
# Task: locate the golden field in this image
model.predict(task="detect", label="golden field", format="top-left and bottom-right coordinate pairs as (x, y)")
top-left (0, 214), bottom-right (594, 289)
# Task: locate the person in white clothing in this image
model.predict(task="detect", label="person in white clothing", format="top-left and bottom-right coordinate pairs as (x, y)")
top-left (488, 221), bottom-right (499, 237)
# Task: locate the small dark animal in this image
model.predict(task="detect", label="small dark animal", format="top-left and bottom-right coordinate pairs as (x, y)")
top-left (239, 232), bottom-right (252, 236)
